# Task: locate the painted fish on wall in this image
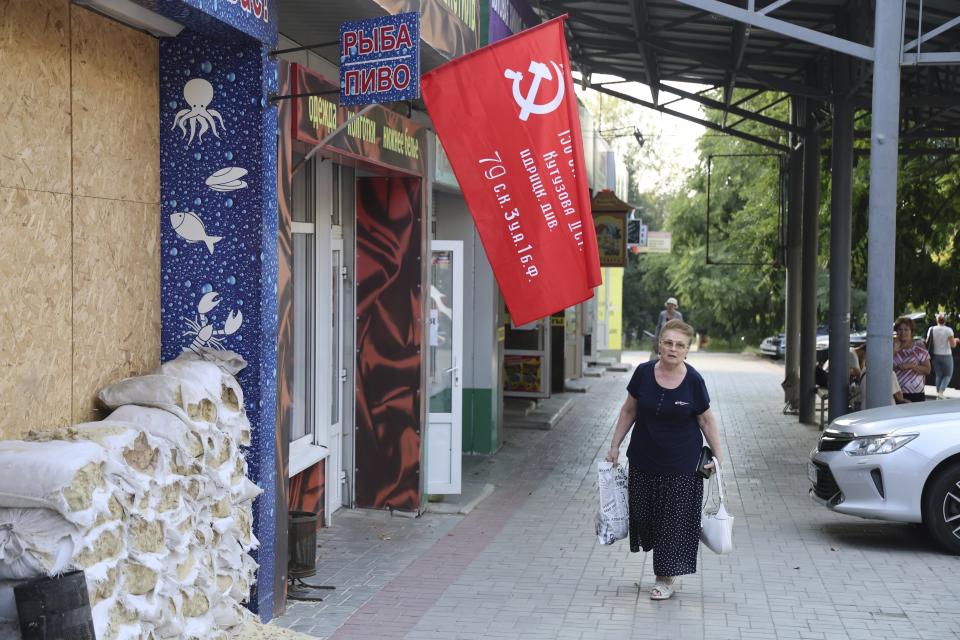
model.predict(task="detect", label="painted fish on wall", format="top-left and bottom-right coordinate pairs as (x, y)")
top-left (169, 211), bottom-right (222, 254)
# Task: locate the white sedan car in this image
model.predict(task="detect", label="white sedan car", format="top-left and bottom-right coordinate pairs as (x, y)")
top-left (809, 400), bottom-right (960, 553)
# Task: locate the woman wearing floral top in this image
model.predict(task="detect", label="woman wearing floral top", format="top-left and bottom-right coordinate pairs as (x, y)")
top-left (893, 316), bottom-right (931, 402)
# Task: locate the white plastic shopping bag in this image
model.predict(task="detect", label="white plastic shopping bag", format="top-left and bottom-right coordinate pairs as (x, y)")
top-left (700, 457), bottom-right (735, 554)
top-left (595, 461), bottom-right (629, 545)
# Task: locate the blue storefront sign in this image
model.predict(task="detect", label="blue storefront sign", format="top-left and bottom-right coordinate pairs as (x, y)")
top-left (340, 12), bottom-right (420, 106)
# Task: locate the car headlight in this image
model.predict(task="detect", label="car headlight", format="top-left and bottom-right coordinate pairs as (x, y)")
top-left (843, 434), bottom-right (918, 456)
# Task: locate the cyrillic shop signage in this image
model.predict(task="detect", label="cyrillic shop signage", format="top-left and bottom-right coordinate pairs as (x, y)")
top-left (340, 13), bottom-right (420, 106)
top-left (290, 63), bottom-right (425, 176)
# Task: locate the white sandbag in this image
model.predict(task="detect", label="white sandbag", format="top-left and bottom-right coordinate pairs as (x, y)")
top-left (107, 406), bottom-right (205, 461)
top-left (217, 566), bottom-right (253, 603)
top-left (127, 515), bottom-right (165, 555)
top-left (210, 599), bottom-right (254, 630)
top-left (202, 431), bottom-right (237, 491)
top-left (120, 558), bottom-right (161, 596)
top-left (72, 422), bottom-right (168, 497)
top-left (91, 596), bottom-right (120, 640)
top-left (0, 508), bottom-right (76, 580)
top-left (154, 585), bottom-right (215, 640)
top-left (168, 350), bottom-right (252, 446)
top-left (99, 374), bottom-right (219, 427)
top-left (213, 538), bottom-right (244, 576)
top-left (595, 461), bottom-right (629, 545)
top-left (177, 348), bottom-right (247, 376)
top-left (112, 621), bottom-right (152, 640)
top-left (156, 360), bottom-right (224, 405)
top-left (86, 562), bottom-right (120, 605)
top-left (150, 480), bottom-right (188, 523)
top-left (167, 548), bottom-right (200, 585)
top-left (214, 507), bottom-right (257, 553)
top-left (231, 476), bottom-right (262, 504)
top-left (0, 441), bottom-right (114, 528)
top-left (119, 590), bottom-right (163, 625)
top-left (161, 358), bottom-right (250, 446)
top-left (28, 423), bottom-right (166, 496)
top-left (72, 520), bottom-right (126, 569)
top-left (163, 511), bottom-right (198, 554)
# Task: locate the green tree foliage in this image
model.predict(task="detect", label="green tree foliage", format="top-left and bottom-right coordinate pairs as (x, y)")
top-left (647, 91), bottom-right (791, 343)
top-left (598, 84), bottom-right (960, 348)
top-left (851, 150), bottom-right (960, 317)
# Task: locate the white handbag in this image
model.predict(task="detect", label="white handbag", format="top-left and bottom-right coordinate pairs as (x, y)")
top-left (700, 457), bottom-right (735, 554)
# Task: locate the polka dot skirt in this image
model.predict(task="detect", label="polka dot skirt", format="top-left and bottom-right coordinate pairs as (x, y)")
top-left (628, 468), bottom-right (703, 577)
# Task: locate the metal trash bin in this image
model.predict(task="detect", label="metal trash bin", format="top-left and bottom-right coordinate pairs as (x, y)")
top-left (288, 510), bottom-right (318, 579)
top-left (287, 510), bottom-right (334, 601)
top-left (14, 570), bottom-right (96, 640)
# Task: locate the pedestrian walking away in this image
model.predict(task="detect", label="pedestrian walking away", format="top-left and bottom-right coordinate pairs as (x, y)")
top-left (605, 319), bottom-right (723, 601)
top-left (652, 297), bottom-right (683, 357)
top-left (893, 316), bottom-right (931, 402)
top-left (926, 313), bottom-right (958, 398)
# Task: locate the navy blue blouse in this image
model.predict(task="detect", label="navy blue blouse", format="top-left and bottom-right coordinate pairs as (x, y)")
top-left (625, 361), bottom-right (710, 475)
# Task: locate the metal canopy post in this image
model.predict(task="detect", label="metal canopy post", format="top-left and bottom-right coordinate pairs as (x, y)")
top-left (828, 52), bottom-right (855, 422)
top-left (865, 0), bottom-right (904, 409)
top-left (782, 97), bottom-right (803, 412)
top-left (799, 103), bottom-right (821, 425)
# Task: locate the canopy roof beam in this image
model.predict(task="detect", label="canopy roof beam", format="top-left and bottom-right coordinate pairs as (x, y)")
top-left (758, 0), bottom-right (795, 16)
top-left (554, 6), bottom-right (830, 99)
top-left (723, 14), bottom-right (752, 125)
top-left (671, 0), bottom-right (875, 61)
top-left (657, 82), bottom-right (803, 134)
top-left (589, 82), bottom-right (790, 152)
top-left (903, 14), bottom-right (960, 53)
top-left (629, 0), bottom-right (661, 104)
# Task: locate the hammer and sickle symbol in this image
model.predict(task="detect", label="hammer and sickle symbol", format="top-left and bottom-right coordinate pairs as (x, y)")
top-left (504, 60), bottom-right (566, 121)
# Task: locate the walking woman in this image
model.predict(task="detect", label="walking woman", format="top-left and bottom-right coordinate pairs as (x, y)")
top-left (893, 316), bottom-right (931, 402)
top-left (605, 319), bottom-right (723, 600)
top-left (926, 313), bottom-right (958, 399)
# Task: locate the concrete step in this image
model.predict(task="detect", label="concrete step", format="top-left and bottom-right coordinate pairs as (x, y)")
top-left (506, 396), bottom-right (573, 430)
top-left (606, 363), bottom-right (631, 372)
top-left (503, 398), bottom-right (537, 417)
top-left (587, 357), bottom-right (616, 367)
top-left (563, 378), bottom-right (590, 393)
top-left (583, 366), bottom-right (605, 378)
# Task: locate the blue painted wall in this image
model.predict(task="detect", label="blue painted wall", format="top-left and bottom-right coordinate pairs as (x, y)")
top-left (139, 0), bottom-right (278, 45)
top-left (152, 0), bottom-right (279, 620)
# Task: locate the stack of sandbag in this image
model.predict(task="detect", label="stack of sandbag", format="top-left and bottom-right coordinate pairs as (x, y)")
top-left (0, 351), bottom-right (261, 640)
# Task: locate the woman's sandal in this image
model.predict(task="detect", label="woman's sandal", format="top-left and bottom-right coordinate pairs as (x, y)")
top-left (650, 581), bottom-right (675, 600)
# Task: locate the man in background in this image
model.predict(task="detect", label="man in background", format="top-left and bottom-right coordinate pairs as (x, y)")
top-left (652, 297), bottom-right (683, 357)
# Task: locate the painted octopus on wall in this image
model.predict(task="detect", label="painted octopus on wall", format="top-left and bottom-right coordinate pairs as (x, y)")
top-left (173, 78), bottom-right (226, 146)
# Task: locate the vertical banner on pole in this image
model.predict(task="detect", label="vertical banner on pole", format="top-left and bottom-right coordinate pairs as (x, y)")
top-left (421, 16), bottom-right (601, 327)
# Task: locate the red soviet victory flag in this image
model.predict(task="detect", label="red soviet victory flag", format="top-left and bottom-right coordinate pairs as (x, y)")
top-left (421, 15), bottom-right (602, 326)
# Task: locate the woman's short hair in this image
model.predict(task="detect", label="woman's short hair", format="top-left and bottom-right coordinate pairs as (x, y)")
top-left (894, 316), bottom-right (914, 332)
top-left (661, 318), bottom-right (695, 341)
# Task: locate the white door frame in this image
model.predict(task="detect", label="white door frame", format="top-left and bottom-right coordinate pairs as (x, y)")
top-left (325, 229), bottom-right (345, 525)
top-left (427, 240), bottom-right (463, 495)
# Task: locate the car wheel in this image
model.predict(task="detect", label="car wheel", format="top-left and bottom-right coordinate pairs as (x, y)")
top-left (923, 462), bottom-right (960, 554)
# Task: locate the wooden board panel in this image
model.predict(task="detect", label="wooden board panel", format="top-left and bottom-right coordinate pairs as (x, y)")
top-left (71, 6), bottom-right (160, 204)
top-left (0, 0), bottom-right (71, 194)
top-left (0, 187), bottom-right (72, 439)
top-left (72, 197), bottom-right (160, 422)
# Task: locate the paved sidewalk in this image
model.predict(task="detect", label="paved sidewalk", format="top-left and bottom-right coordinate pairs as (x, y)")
top-left (274, 352), bottom-right (960, 640)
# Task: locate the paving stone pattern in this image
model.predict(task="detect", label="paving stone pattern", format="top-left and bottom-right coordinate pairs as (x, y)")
top-left (274, 353), bottom-right (960, 639)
